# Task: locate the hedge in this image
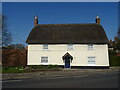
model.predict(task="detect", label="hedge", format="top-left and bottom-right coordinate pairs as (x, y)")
top-left (109, 55), bottom-right (120, 66)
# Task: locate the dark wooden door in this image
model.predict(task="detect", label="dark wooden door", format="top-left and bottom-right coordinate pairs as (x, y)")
top-left (65, 58), bottom-right (70, 68)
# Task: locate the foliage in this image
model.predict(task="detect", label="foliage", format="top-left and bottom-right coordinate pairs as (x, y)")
top-left (25, 65), bottom-right (61, 72)
top-left (108, 39), bottom-right (113, 48)
top-left (108, 50), bottom-right (116, 55)
top-left (113, 36), bottom-right (120, 51)
top-left (2, 49), bottom-right (27, 67)
top-left (3, 44), bottom-right (25, 49)
top-left (0, 15), bottom-right (2, 47)
top-left (109, 55), bottom-right (120, 66)
top-left (2, 15), bottom-right (12, 46)
top-left (2, 66), bottom-right (24, 73)
top-left (108, 36), bottom-right (120, 52)
top-left (118, 27), bottom-right (120, 39)
top-left (2, 65), bottom-right (62, 73)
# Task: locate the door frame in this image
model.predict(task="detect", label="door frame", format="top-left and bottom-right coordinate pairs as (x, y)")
top-left (64, 58), bottom-right (71, 69)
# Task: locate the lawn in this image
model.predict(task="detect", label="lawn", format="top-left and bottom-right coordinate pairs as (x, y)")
top-left (2, 65), bottom-right (62, 73)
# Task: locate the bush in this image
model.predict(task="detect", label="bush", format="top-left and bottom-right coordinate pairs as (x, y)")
top-left (109, 50), bottom-right (116, 55)
top-left (26, 65), bottom-right (62, 72)
top-left (109, 55), bottom-right (120, 66)
top-left (2, 65), bottom-right (62, 73)
top-left (2, 66), bottom-right (24, 73)
top-left (2, 49), bottom-right (27, 67)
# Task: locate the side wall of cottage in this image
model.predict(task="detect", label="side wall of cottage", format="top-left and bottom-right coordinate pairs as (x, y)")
top-left (27, 44), bottom-right (109, 66)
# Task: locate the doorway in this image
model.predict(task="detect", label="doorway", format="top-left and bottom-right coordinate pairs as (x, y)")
top-left (62, 52), bottom-right (73, 69)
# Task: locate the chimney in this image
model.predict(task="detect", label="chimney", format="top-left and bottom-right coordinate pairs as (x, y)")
top-left (34, 16), bottom-right (38, 27)
top-left (95, 16), bottom-right (100, 24)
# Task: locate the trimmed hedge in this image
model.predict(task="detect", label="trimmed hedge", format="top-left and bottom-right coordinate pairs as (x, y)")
top-left (109, 55), bottom-right (120, 66)
top-left (2, 65), bottom-right (62, 73)
top-left (2, 49), bottom-right (27, 67)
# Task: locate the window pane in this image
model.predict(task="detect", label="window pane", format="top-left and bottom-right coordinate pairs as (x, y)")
top-left (88, 45), bottom-right (93, 50)
top-left (41, 57), bottom-right (48, 63)
top-left (88, 57), bottom-right (95, 64)
top-left (43, 44), bottom-right (48, 49)
top-left (68, 44), bottom-right (73, 50)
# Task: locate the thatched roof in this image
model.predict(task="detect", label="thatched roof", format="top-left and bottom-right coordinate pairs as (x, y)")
top-left (26, 23), bottom-right (108, 44)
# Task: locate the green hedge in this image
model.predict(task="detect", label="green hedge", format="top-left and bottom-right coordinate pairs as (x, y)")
top-left (2, 65), bottom-right (61, 73)
top-left (2, 66), bottom-right (24, 73)
top-left (109, 55), bottom-right (120, 66)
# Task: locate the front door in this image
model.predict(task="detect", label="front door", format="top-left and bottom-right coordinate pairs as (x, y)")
top-left (65, 58), bottom-right (70, 68)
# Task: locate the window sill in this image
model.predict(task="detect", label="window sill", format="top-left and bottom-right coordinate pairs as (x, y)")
top-left (88, 64), bottom-right (96, 66)
top-left (67, 49), bottom-right (74, 51)
top-left (42, 49), bottom-right (49, 51)
top-left (40, 63), bottom-right (49, 65)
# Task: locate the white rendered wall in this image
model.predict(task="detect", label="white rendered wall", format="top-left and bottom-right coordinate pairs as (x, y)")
top-left (27, 44), bottom-right (109, 66)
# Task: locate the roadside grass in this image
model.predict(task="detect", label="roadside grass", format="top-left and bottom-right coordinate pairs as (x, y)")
top-left (2, 66), bottom-right (24, 73)
top-left (2, 65), bottom-right (62, 73)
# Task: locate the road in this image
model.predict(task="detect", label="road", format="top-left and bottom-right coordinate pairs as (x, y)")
top-left (2, 70), bottom-right (119, 88)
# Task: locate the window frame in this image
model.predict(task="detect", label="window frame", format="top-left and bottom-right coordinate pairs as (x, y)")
top-left (67, 44), bottom-right (73, 50)
top-left (88, 56), bottom-right (95, 65)
top-left (88, 44), bottom-right (93, 50)
top-left (41, 57), bottom-right (48, 64)
top-left (43, 44), bottom-right (48, 50)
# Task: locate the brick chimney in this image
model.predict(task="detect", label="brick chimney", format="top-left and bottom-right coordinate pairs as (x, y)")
top-left (95, 16), bottom-right (100, 24)
top-left (34, 16), bottom-right (38, 27)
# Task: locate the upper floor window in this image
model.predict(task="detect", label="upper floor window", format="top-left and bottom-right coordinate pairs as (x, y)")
top-left (68, 44), bottom-right (73, 50)
top-left (88, 44), bottom-right (93, 50)
top-left (43, 44), bottom-right (48, 50)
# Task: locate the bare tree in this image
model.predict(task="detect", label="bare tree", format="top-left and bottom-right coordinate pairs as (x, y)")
top-left (1, 15), bottom-right (12, 47)
top-left (118, 27), bottom-right (120, 39)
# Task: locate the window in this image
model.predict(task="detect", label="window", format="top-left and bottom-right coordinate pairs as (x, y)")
top-left (41, 57), bottom-right (48, 63)
top-left (88, 44), bottom-right (93, 50)
top-left (88, 57), bottom-right (95, 64)
top-left (43, 44), bottom-right (48, 50)
top-left (68, 44), bottom-right (73, 50)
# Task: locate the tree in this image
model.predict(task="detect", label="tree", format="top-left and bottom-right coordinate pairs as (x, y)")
top-left (113, 36), bottom-right (120, 52)
top-left (0, 14), bottom-right (2, 48)
top-left (2, 15), bottom-right (12, 47)
top-left (118, 27), bottom-right (120, 39)
top-left (4, 44), bottom-right (25, 49)
top-left (108, 39), bottom-right (113, 48)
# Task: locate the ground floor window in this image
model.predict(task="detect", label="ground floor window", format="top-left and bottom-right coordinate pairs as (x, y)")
top-left (88, 57), bottom-right (95, 64)
top-left (41, 57), bottom-right (48, 63)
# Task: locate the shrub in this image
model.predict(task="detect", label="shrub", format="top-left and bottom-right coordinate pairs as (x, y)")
top-left (2, 49), bottom-right (27, 67)
top-left (109, 55), bottom-right (120, 66)
top-left (109, 50), bottom-right (116, 55)
top-left (2, 66), bottom-right (24, 73)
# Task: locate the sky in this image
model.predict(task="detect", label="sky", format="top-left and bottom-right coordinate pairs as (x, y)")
top-left (2, 2), bottom-right (118, 46)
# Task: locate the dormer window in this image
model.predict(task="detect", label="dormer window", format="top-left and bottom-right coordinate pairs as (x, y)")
top-left (43, 44), bottom-right (48, 50)
top-left (88, 44), bottom-right (93, 50)
top-left (68, 44), bottom-right (73, 50)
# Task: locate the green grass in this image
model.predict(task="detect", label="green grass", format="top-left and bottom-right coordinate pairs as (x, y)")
top-left (2, 65), bottom-right (62, 73)
top-left (2, 66), bottom-right (24, 73)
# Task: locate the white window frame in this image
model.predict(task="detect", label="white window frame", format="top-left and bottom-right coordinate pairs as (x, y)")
top-left (67, 44), bottom-right (73, 50)
top-left (88, 44), bottom-right (93, 50)
top-left (41, 57), bottom-right (48, 64)
top-left (43, 44), bottom-right (48, 50)
top-left (88, 57), bottom-right (95, 65)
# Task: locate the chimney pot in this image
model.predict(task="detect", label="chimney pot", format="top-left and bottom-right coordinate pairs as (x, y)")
top-left (95, 16), bottom-right (100, 24)
top-left (34, 16), bottom-right (38, 27)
